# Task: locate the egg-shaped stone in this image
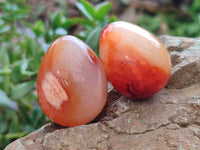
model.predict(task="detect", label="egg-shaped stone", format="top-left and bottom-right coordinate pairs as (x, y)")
top-left (99, 21), bottom-right (171, 100)
top-left (37, 35), bottom-right (107, 127)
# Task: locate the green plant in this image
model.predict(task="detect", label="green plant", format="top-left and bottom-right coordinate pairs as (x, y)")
top-left (0, 1), bottom-right (49, 149)
top-left (75, 0), bottom-right (118, 53)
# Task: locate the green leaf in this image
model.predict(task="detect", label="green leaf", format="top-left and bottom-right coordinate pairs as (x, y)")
top-left (19, 106), bottom-right (31, 126)
top-left (0, 48), bottom-right (10, 94)
top-left (44, 28), bottom-right (54, 43)
top-left (15, 12), bottom-right (29, 20)
top-left (85, 26), bottom-right (103, 52)
top-left (33, 20), bottom-right (44, 37)
top-left (31, 106), bottom-right (45, 128)
top-left (50, 12), bottom-right (65, 30)
top-left (10, 81), bottom-right (35, 100)
top-left (76, 0), bottom-right (95, 21)
top-left (0, 134), bottom-right (9, 150)
top-left (24, 37), bottom-right (41, 70)
top-left (0, 117), bottom-right (8, 133)
top-left (3, 3), bottom-right (19, 12)
top-left (80, 0), bottom-right (95, 16)
top-left (20, 58), bottom-right (28, 72)
top-left (0, 132), bottom-right (27, 141)
top-left (2, 48), bottom-right (10, 67)
top-left (109, 15), bottom-right (118, 23)
top-left (11, 65), bottom-right (21, 83)
top-left (75, 17), bottom-right (94, 29)
top-left (15, 0), bottom-right (26, 3)
top-left (22, 71), bottom-right (37, 78)
top-left (9, 112), bottom-right (20, 133)
top-left (0, 89), bottom-right (18, 110)
top-left (0, 19), bottom-right (4, 26)
top-left (62, 19), bottom-right (76, 29)
top-left (190, 0), bottom-right (200, 13)
top-left (0, 25), bottom-right (10, 34)
top-left (95, 2), bottom-right (112, 21)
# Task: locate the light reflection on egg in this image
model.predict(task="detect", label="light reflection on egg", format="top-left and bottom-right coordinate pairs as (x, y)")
top-left (99, 21), bottom-right (171, 100)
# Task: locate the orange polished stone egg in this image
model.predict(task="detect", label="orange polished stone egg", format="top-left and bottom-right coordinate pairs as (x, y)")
top-left (99, 21), bottom-right (171, 100)
top-left (37, 35), bottom-right (107, 127)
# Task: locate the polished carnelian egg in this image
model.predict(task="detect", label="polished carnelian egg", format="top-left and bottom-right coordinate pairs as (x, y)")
top-left (99, 21), bottom-right (171, 100)
top-left (37, 35), bottom-right (107, 127)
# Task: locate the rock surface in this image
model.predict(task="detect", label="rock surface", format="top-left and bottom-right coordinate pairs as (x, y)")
top-left (5, 35), bottom-right (200, 150)
top-left (160, 35), bottom-right (200, 89)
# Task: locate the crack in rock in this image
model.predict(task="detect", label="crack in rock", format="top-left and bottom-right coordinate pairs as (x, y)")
top-left (102, 121), bottom-right (171, 135)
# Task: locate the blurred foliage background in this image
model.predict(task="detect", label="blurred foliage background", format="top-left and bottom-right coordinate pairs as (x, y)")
top-left (0, 0), bottom-right (200, 149)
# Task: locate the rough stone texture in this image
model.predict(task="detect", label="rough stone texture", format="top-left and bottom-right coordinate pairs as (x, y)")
top-left (5, 36), bottom-right (200, 150)
top-left (160, 35), bottom-right (200, 89)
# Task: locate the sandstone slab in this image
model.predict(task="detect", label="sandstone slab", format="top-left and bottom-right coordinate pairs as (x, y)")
top-left (5, 36), bottom-right (200, 150)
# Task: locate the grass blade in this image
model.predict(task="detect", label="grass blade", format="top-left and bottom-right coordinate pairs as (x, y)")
top-left (0, 89), bottom-right (18, 110)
